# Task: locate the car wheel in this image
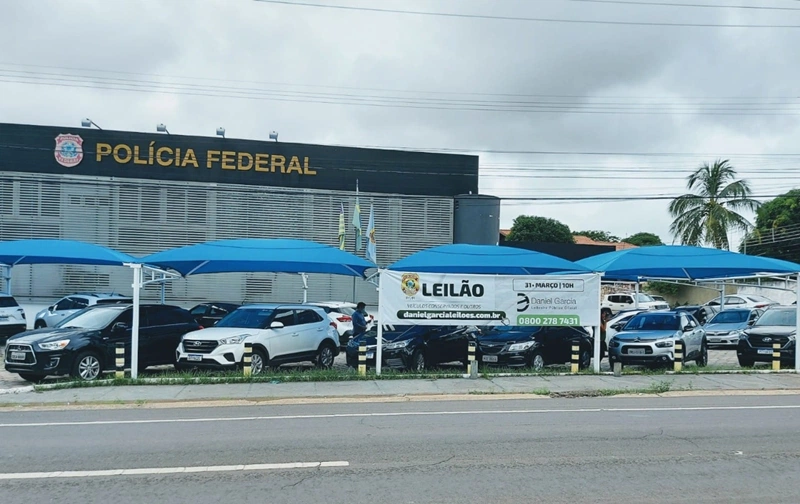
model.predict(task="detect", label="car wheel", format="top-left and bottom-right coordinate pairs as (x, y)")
top-left (18, 373), bottom-right (45, 383)
top-left (72, 351), bottom-right (102, 381)
top-left (579, 348), bottom-right (592, 370)
top-left (250, 348), bottom-right (267, 375)
top-left (34, 320), bottom-right (47, 329)
top-left (696, 342), bottom-right (708, 367)
top-left (529, 351), bottom-right (545, 371)
top-left (316, 342), bottom-right (336, 369)
top-left (411, 350), bottom-right (426, 372)
top-left (738, 355), bottom-right (755, 368)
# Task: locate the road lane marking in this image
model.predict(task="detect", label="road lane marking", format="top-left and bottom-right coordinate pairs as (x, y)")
top-left (0, 461), bottom-right (350, 480)
top-left (1, 404), bottom-right (800, 428)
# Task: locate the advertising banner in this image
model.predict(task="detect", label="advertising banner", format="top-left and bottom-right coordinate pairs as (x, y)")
top-left (380, 270), bottom-right (601, 327)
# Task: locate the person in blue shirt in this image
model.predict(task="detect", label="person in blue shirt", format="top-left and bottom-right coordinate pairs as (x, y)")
top-left (352, 302), bottom-right (368, 338)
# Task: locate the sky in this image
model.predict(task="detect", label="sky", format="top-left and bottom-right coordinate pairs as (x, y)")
top-left (3, 0), bottom-right (800, 247)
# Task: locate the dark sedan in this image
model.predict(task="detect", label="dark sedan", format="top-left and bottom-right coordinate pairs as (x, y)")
top-left (737, 306), bottom-right (796, 368)
top-left (188, 302), bottom-right (240, 327)
top-left (4, 304), bottom-right (200, 382)
top-left (346, 325), bottom-right (477, 371)
top-left (674, 305), bottom-right (719, 326)
top-left (476, 325), bottom-right (594, 370)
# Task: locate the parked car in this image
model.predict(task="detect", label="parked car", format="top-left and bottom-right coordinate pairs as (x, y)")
top-left (308, 301), bottom-right (375, 348)
top-left (607, 311), bottom-right (707, 369)
top-left (605, 308), bottom-right (653, 345)
top-left (346, 325), bottom-right (475, 371)
top-left (705, 294), bottom-right (778, 309)
top-left (476, 325), bottom-right (594, 371)
top-left (0, 294), bottom-right (27, 344)
top-left (344, 324), bottom-right (405, 369)
top-left (704, 308), bottom-right (762, 348)
top-left (188, 302), bottom-right (240, 327)
top-left (674, 305), bottom-right (719, 326)
top-left (737, 306), bottom-right (796, 368)
top-left (601, 293), bottom-right (669, 314)
top-left (176, 304), bottom-right (339, 374)
top-left (34, 292), bottom-right (131, 329)
top-left (5, 303), bottom-right (200, 382)
top-left (650, 295), bottom-right (669, 306)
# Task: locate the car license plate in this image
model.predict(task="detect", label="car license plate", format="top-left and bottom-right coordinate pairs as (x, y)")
top-left (708, 338), bottom-right (720, 343)
top-left (366, 352), bottom-right (374, 359)
top-left (0, 315), bottom-right (8, 321)
top-left (628, 348), bottom-right (646, 355)
top-left (482, 355), bottom-right (498, 363)
top-left (758, 349), bottom-right (773, 355)
top-left (187, 354), bottom-right (203, 362)
top-left (10, 351), bottom-right (26, 361)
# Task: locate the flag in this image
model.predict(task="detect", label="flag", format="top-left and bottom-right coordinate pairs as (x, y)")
top-left (338, 203), bottom-right (346, 250)
top-left (366, 204), bottom-right (376, 264)
top-left (352, 180), bottom-right (363, 251)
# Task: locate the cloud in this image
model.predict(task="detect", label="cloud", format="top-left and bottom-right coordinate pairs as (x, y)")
top-left (1, 0), bottom-right (799, 247)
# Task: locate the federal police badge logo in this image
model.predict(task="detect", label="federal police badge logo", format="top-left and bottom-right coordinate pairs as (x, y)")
top-left (54, 134), bottom-right (84, 168)
top-left (400, 273), bottom-right (420, 296)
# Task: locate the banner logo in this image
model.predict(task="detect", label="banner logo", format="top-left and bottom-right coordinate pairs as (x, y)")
top-left (54, 134), bottom-right (84, 167)
top-left (400, 273), bottom-right (420, 296)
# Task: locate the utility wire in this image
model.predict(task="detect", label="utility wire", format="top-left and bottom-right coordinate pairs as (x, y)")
top-left (253, 0), bottom-right (800, 28)
top-left (564, 0), bottom-right (800, 11)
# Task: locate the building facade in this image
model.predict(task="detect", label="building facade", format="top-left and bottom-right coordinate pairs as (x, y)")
top-left (0, 123), bottom-right (479, 306)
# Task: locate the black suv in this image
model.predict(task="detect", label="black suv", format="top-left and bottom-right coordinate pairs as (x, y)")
top-left (737, 306), bottom-right (796, 368)
top-left (4, 304), bottom-right (200, 382)
top-left (346, 325), bottom-right (478, 371)
top-left (476, 325), bottom-right (594, 370)
top-left (188, 302), bottom-right (241, 328)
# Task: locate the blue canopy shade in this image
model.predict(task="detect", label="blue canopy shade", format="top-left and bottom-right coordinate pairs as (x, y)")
top-left (0, 239), bottom-right (137, 266)
top-left (386, 244), bottom-right (591, 275)
top-left (140, 238), bottom-right (375, 277)
top-left (576, 245), bottom-right (800, 281)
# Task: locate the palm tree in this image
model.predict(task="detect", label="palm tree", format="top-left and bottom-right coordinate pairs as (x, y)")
top-left (668, 159), bottom-right (760, 250)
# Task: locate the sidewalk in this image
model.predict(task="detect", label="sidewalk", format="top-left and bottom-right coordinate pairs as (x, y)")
top-left (2, 373), bottom-right (800, 407)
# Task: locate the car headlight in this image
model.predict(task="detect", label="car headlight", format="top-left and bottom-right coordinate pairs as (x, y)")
top-left (728, 330), bottom-right (743, 336)
top-left (508, 341), bottom-right (535, 352)
top-left (219, 334), bottom-right (250, 345)
top-left (609, 338), bottom-right (620, 348)
top-left (384, 339), bottom-right (410, 350)
top-left (789, 335), bottom-right (796, 342)
top-left (655, 339), bottom-right (674, 348)
top-left (38, 339), bottom-right (69, 350)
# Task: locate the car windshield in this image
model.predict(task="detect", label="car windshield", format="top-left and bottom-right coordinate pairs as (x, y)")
top-left (337, 306), bottom-right (356, 316)
top-left (709, 311), bottom-right (749, 324)
top-left (754, 309), bottom-right (796, 327)
top-left (0, 297), bottom-right (19, 308)
top-left (624, 313), bottom-right (680, 331)
top-left (55, 307), bottom-right (126, 330)
top-left (215, 308), bottom-right (275, 328)
top-left (635, 294), bottom-right (654, 302)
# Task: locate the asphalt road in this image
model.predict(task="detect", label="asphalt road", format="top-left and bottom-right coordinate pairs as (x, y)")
top-left (0, 395), bottom-right (799, 503)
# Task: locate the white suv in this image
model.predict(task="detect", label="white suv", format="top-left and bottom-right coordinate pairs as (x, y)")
top-left (602, 293), bottom-right (669, 314)
top-left (307, 301), bottom-right (375, 348)
top-left (0, 294), bottom-right (27, 344)
top-left (34, 292), bottom-right (131, 328)
top-left (175, 304), bottom-right (339, 374)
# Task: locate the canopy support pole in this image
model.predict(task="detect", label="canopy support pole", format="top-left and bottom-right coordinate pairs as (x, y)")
top-left (719, 286), bottom-right (724, 311)
top-left (300, 273), bottom-right (309, 303)
top-left (634, 280), bottom-right (640, 309)
top-left (1, 265), bottom-right (10, 295)
top-left (160, 273), bottom-right (166, 305)
top-left (376, 269), bottom-right (384, 376)
top-left (129, 263), bottom-right (143, 380)
top-left (795, 274), bottom-right (800, 373)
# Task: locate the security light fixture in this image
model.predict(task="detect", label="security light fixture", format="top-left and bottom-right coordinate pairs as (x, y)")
top-left (81, 118), bottom-right (102, 130)
top-left (216, 127), bottom-right (225, 138)
top-left (156, 123), bottom-right (170, 135)
top-left (269, 131), bottom-right (278, 141)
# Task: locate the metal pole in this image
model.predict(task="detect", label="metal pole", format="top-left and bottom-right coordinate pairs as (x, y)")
top-left (719, 286), bottom-right (724, 311)
top-left (376, 269), bottom-right (384, 376)
top-left (160, 273), bottom-right (166, 304)
top-left (130, 264), bottom-right (142, 380)
top-left (795, 274), bottom-right (800, 373)
top-left (634, 280), bottom-right (640, 309)
top-left (593, 325), bottom-right (601, 373)
top-left (2, 265), bottom-right (11, 295)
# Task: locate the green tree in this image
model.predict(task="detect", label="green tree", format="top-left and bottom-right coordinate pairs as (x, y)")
top-left (668, 159), bottom-right (759, 250)
top-left (623, 232), bottom-right (664, 247)
top-left (573, 230), bottom-right (619, 242)
top-left (507, 215), bottom-right (574, 243)
top-left (740, 189), bottom-right (800, 262)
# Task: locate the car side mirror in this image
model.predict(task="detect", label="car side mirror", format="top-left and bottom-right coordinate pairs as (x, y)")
top-left (610, 323), bottom-right (622, 331)
top-left (270, 321), bottom-right (284, 329)
top-left (48, 305), bottom-right (56, 313)
top-left (683, 325), bottom-right (693, 332)
top-left (112, 322), bottom-right (130, 333)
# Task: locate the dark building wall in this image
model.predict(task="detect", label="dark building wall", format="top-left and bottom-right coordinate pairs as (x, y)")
top-left (501, 241), bottom-right (615, 262)
top-left (0, 123), bottom-right (479, 197)
top-left (453, 194), bottom-right (500, 245)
